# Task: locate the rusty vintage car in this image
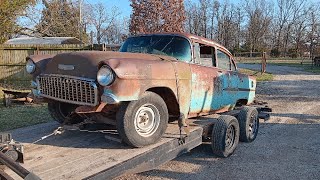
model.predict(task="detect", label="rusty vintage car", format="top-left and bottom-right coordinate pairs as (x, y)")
top-left (26, 33), bottom-right (257, 150)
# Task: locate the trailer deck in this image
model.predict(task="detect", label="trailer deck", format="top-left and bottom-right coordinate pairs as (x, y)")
top-left (1, 104), bottom-right (270, 180)
top-left (2, 116), bottom-right (219, 180)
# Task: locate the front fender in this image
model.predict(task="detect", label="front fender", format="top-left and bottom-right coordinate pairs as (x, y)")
top-left (101, 59), bottom-right (178, 101)
top-left (27, 55), bottom-right (55, 78)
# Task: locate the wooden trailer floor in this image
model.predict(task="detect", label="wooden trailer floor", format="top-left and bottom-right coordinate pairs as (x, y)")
top-left (3, 117), bottom-right (217, 180)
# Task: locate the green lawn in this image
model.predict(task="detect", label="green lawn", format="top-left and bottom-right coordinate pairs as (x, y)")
top-left (0, 82), bottom-right (52, 132)
top-left (0, 104), bottom-right (51, 132)
top-left (304, 66), bottom-right (320, 73)
top-left (239, 69), bottom-right (274, 81)
top-left (237, 57), bottom-right (320, 74)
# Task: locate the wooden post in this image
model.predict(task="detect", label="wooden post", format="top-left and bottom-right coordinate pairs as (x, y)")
top-left (261, 52), bottom-right (267, 74)
top-left (36, 46), bottom-right (40, 55)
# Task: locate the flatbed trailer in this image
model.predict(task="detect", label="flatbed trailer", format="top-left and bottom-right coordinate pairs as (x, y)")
top-left (0, 106), bottom-right (270, 180)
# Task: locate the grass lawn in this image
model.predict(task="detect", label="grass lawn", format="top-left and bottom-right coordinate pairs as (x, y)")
top-left (237, 57), bottom-right (320, 74)
top-left (304, 66), bottom-right (320, 73)
top-left (0, 104), bottom-right (51, 132)
top-left (239, 69), bottom-right (274, 81)
top-left (0, 82), bottom-right (52, 132)
top-left (267, 63), bottom-right (320, 74)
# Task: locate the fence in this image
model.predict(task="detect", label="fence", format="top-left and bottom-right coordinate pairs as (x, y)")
top-left (0, 44), bottom-right (120, 85)
top-left (234, 51), bottom-right (313, 65)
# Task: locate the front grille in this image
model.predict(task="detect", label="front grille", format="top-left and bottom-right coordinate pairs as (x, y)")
top-left (37, 74), bottom-right (98, 106)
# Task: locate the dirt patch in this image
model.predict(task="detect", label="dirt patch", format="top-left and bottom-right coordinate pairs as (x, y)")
top-left (239, 64), bottom-right (320, 124)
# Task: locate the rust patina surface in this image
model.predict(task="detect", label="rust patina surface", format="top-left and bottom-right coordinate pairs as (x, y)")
top-left (26, 32), bottom-right (255, 131)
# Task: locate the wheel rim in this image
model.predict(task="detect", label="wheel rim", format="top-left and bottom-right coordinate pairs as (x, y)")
top-left (134, 104), bottom-right (160, 137)
top-left (225, 124), bottom-right (236, 149)
top-left (248, 112), bottom-right (258, 139)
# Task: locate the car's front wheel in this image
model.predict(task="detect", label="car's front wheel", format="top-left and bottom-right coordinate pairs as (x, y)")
top-left (48, 101), bottom-right (78, 123)
top-left (116, 92), bottom-right (168, 147)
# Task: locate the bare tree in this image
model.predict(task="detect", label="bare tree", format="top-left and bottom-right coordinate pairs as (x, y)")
top-left (244, 0), bottom-right (273, 56)
top-left (215, 2), bottom-right (238, 49)
top-left (290, 7), bottom-right (308, 57)
top-left (85, 3), bottom-right (120, 44)
top-left (209, 0), bottom-right (220, 39)
top-left (306, 4), bottom-right (320, 58)
top-left (199, 0), bottom-right (210, 37)
top-left (103, 17), bottom-right (130, 44)
top-left (185, 1), bottom-right (201, 35)
top-left (274, 0), bottom-right (305, 53)
top-left (234, 6), bottom-right (244, 51)
top-left (185, 0), bottom-right (219, 39)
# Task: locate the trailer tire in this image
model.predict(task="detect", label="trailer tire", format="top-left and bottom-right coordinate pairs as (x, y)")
top-left (48, 101), bottom-right (78, 124)
top-left (211, 115), bottom-right (239, 158)
top-left (116, 92), bottom-right (168, 148)
top-left (238, 106), bottom-right (259, 142)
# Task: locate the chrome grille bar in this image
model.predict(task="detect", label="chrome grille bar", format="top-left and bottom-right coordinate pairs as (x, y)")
top-left (37, 74), bottom-right (98, 106)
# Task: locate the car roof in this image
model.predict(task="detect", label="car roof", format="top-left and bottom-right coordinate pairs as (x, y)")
top-left (131, 32), bottom-right (232, 56)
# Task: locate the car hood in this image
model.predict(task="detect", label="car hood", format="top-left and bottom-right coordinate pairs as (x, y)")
top-left (43, 51), bottom-right (176, 79)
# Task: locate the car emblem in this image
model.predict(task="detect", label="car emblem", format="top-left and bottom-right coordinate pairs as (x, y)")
top-left (58, 64), bottom-right (75, 70)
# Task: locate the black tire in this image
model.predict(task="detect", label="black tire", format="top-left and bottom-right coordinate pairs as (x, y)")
top-left (48, 101), bottom-right (78, 123)
top-left (116, 91), bottom-right (168, 148)
top-left (238, 106), bottom-right (259, 142)
top-left (211, 115), bottom-right (240, 158)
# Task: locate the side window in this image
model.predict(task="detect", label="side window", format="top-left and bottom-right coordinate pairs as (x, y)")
top-left (217, 49), bottom-right (230, 70)
top-left (194, 43), bottom-right (215, 67)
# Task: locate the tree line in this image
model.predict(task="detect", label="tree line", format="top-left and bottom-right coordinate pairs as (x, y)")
top-left (0, 0), bottom-right (319, 57)
top-left (185, 0), bottom-right (320, 57)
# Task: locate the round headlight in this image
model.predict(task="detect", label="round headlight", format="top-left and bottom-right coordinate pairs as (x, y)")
top-left (97, 66), bottom-right (114, 86)
top-left (26, 60), bottom-right (36, 74)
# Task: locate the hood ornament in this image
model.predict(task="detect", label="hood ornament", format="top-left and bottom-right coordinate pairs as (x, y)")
top-left (58, 64), bottom-right (75, 71)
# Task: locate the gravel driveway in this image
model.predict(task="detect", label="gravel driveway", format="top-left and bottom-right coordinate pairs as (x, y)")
top-left (118, 64), bottom-right (320, 180)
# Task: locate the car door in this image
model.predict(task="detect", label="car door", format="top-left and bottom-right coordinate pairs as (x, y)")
top-left (189, 43), bottom-right (228, 117)
top-left (214, 49), bottom-right (240, 109)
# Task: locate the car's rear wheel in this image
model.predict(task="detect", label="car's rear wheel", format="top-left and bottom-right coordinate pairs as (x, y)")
top-left (211, 115), bottom-right (240, 158)
top-left (237, 106), bottom-right (259, 142)
top-left (116, 92), bottom-right (168, 147)
top-left (48, 101), bottom-right (78, 123)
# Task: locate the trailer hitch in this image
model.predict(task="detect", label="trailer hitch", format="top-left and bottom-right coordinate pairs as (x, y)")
top-left (0, 133), bottom-right (24, 164)
top-left (0, 133), bottom-right (41, 180)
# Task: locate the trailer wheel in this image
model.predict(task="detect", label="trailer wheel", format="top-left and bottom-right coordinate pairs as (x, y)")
top-left (116, 92), bottom-right (168, 148)
top-left (48, 101), bottom-right (78, 123)
top-left (238, 106), bottom-right (259, 142)
top-left (211, 115), bottom-right (239, 158)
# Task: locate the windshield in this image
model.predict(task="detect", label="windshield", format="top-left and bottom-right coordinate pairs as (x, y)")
top-left (119, 35), bottom-right (192, 62)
